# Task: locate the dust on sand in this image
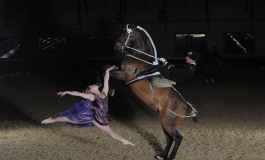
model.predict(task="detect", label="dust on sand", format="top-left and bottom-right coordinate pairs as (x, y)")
top-left (0, 68), bottom-right (265, 160)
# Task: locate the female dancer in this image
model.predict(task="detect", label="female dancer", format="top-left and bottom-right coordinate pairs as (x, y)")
top-left (41, 65), bottom-right (135, 146)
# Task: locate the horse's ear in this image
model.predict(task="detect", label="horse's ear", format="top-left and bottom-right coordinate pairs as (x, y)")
top-left (125, 23), bottom-right (135, 33)
top-left (128, 23), bottom-right (135, 29)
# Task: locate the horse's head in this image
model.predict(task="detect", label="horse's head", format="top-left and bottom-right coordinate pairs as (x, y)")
top-left (114, 23), bottom-right (136, 55)
top-left (114, 23), bottom-right (157, 64)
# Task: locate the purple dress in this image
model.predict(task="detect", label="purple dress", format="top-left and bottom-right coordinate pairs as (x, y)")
top-left (92, 93), bottom-right (110, 126)
top-left (60, 99), bottom-right (95, 127)
top-left (60, 93), bottom-right (110, 127)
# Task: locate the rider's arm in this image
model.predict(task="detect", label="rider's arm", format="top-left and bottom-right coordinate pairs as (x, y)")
top-left (164, 62), bottom-right (174, 69)
top-left (158, 57), bottom-right (174, 69)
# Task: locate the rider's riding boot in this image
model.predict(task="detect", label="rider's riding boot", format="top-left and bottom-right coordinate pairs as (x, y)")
top-left (133, 66), bottom-right (158, 77)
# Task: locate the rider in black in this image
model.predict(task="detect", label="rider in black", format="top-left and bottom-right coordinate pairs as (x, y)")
top-left (133, 52), bottom-right (200, 82)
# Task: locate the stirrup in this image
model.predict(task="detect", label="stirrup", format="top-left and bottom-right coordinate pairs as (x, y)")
top-left (133, 68), bottom-right (141, 77)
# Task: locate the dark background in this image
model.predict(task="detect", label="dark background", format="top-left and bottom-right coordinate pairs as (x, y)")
top-left (0, 0), bottom-right (264, 90)
top-left (1, 0), bottom-right (265, 70)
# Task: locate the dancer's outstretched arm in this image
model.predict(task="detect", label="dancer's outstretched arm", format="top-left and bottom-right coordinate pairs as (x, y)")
top-left (57, 91), bottom-right (95, 101)
top-left (102, 65), bottom-right (115, 96)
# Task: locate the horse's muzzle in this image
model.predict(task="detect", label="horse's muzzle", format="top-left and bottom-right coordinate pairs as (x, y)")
top-left (115, 44), bottom-right (127, 54)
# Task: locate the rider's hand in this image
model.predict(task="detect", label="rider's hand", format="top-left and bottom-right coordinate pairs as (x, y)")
top-left (159, 58), bottom-right (168, 65)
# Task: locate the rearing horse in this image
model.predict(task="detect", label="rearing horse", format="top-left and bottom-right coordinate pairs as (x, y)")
top-left (111, 24), bottom-right (197, 160)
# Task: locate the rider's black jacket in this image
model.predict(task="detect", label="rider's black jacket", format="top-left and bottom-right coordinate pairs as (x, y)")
top-left (156, 63), bottom-right (196, 82)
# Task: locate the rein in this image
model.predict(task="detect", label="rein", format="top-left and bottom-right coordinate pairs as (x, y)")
top-left (166, 86), bottom-right (198, 118)
top-left (124, 24), bottom-right (159, 64)
top-left (125, 54), bottom-right (153, 65)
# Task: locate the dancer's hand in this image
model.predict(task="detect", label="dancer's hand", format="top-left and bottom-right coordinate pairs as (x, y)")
top-left (57, 91), bottom-right (66, 97)
top-left (106, 65), bottom-right (116, 72)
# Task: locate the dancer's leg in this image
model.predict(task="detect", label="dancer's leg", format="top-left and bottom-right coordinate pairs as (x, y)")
top-left (92, 121), bottom-right (135, 146)
top-left (41, 116), bottom-right (87, 124)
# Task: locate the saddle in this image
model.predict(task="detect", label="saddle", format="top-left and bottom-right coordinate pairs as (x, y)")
top-left (126, 73), bottom-right (176, 88)
top-left (149, 76), bottom-right (176, 88)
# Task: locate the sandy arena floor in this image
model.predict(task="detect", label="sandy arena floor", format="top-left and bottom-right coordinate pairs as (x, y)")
top-left (0, 67), bottom-right (265, 160)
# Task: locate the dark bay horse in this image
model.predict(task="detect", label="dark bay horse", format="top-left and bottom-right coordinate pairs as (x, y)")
top-left (111, 24), bottom-right (197, 160)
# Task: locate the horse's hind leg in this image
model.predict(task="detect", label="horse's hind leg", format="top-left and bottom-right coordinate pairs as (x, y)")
top-left (168, 129), bottom-right (183, 160)
top-left (156, 126), bottom-right (183, 160)
top-left (155, 127), bottom-right (174, 159)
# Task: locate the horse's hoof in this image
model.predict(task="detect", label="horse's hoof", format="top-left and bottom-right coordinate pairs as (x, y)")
top-left (154, 155), bottom-right (165, 160)
top-left (192, 116), bottom-right (198, 122)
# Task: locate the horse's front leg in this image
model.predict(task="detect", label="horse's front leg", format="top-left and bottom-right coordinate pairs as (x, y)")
top-left (110, 69), bottom-right (126, 81)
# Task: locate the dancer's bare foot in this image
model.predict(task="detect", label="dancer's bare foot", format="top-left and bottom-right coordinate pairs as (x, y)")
top-left (41, 117), bottom-right (54, 124)
top-left (122, 140), bottom-right (135, 146)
